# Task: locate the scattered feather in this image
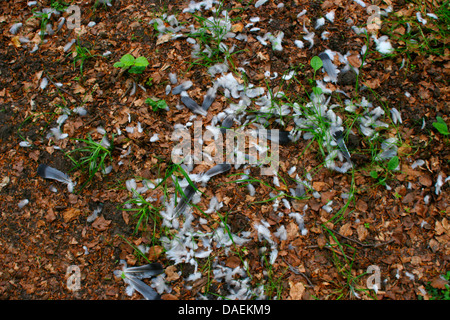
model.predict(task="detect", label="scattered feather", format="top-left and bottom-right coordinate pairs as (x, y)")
top-left (18, 199), bottom-right (29, 209)
top-left (416, 12), bottom-right (427, 25)
top-left (19, 141), bottom-right (32, 147)
top-left (10, 23), bottom-right (22, 35)
top-left (172, 81), bottom-right (193, 95)
top-left (202, 86), bottom-right (217, 111)
top-left (40, 77), bottom-right (49, 90)
top-left (390, 108), bottom-right (402, 124)
top-left (37, 164), bottom-right (75, 192)
top-left (255, 0), bottom-right (268, 8)
top-left (353, 0), bottom-right (366, 7)
top-left (181, 91), bottom-right (207, 116)
top-left (294, 40), bottom-right (304, 48)
top-left (315, 17), bottom-right (325, 29)
top-left (325, 10), bottom-right (335, 23)
top-left (63, 39), bottom-right (76, 52)
top-left (318, 51), bottom-right (338, 83)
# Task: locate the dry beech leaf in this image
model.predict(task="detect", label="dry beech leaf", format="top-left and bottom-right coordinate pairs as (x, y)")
top-left (231, 22), bottom-right (244, 33)
top-left (430, 276), bottom-right (449, 289)
top-left (357, 225), bottom-right (369, 241)
top-left (339, 222), bottom-right (353, 237)
top-left (63, 207), bottom-right (82, 223)
top-left (165, 265), bottom-right (180, 282)
top-left (289, 281), bottom-right (305, 300)
top-left (348, 54), bottom-right (361, 68)
top-left (92, 215), bottom-right (111, 231)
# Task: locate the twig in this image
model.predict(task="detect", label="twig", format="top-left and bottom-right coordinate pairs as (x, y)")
top-left (44, 70), bottom-right (82, 103)
top-left (327, 228), bottom-right (395, 248)
top-left (281, 257), bottom-right (314, 286)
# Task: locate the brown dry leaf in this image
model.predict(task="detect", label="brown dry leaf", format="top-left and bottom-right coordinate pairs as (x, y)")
top-left (364, 78), bottom-right (381, 89)
top-left (11, 36), bottom-right (21, 48)
top-left (419, 174), bottom-right (433, 187)
top-left (430, 276), bottom-right (449, 289)
top-left (435, 218), bottom-right (449, 236)
top-left (288, 281), bottom-right (305, 300)
top-left (231, 22), bottom-right (244, 33)
top-left (339, 222), bottom-right (353, 237)
top-left (225, 255), bottom-right (241, 269)
top-left (357, 225), bottom-right (369, 241)
top-left (63, 207), bottom-right (82, 223)
top-left (156, 33), bottom-right (171, 45)
top-left (317, 233), bottom-right (327, 248)
top-left (122, 211), bottom-right (130, 224)
top-left (356, 199), bottom-right (368, 212)
top-left (0, 176), bottom-right (10, 192)
top-left (45, 208), bottom-right (57, 222)
top-left (148, 245), bottom-right (164, 260)
top-left (348, 54), bottom-right (361, 68)
top-left (92, 215), bottom-right (112, 231)
top-left (165, 265), bottom-right (180, 282)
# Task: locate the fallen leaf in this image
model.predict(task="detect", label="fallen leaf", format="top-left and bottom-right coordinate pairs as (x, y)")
top-left (357, 225), bottom-right (369, 241)
top-left (148, 245), bottom-right (163, 260)
top-left (165, 265), bottom-right (180, 282)
top-left (231, 22), bottom-right (244, 33)
top-left (348, 54), bottom-right (361, 68)
top-left (63, 207), bottom-right (82, 223)
top-left (430, 276), bottom-right (449, 289)
top-left (289, 281), bottom-right (305, 300)
top-left (339, 222), bottom-right (353, 237)
top-left (156, 33), bottom-right (171, 45)
top-left (225, 255), bottom-right (241, 269)
top-left (419, 174), bottom-right (433, 187)
top-left (92, 215), bottom-right (111, 231)
top-left (11, 36), bottom-right (21, 48)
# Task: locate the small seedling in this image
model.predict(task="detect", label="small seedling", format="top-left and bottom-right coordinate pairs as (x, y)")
top-left (432, 117), bottom-right (449, 136)
top-left (145, 98), bottom-right (169, 112)
top-left (369, 156), bottom-right (400, 186)
top-left (114, 54), bottom-right (149, 74)
top-left (310, 56), bottom-right (323, 96)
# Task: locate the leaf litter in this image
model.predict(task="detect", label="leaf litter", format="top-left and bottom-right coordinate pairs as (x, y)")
top-left (0, 0), bottom-right (449, 301)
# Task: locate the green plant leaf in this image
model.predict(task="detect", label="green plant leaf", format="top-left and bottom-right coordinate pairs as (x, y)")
top-left (370, 171), bottom-right (378, 179)
top-left (387, 156), bottom-right (399, 171)
top-left (120, 54), bottom-right (135, 67)
top-left (432, 117), bottom-right (449, 135)
top-left (113, 61), bottom-right (124, 68)
top-left (128, 66), bottom-right (146, 74)
top-left (311, 56), bottom-right (323, 72)
top-left (312, 86), bottom-right (323, 96)
top-left (134, 56), bottom-right (149, 67)
top-left (146, 98), bottom-right (168, 111)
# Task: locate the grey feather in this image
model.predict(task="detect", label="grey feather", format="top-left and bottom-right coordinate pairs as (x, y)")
top-left (126, 276), bottom-right (161, 300)
top-left (124, 263), bottom-right (164, 279)
top-left (172, 81), bottom-right (193, 95)
top-left (318, 52), bottom-right (338, 83)
top-left (205, 163), bottom-right (231, 178)
top-left (332, 130), bottom-right (352, 163)
top-left (261, 130), bottom-right (291, 144)
top-left (37, 164), bottom-right (72, 184)
top-left (181, 91), bottom-right (207, 116)
top-left (174, 184), bottom-right (197, 216)
top-left (220, 115), bottom-right (234, 133)
top-left (202, 87), bottom-right (217, 111)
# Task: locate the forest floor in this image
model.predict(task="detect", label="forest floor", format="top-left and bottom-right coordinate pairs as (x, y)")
top-left (0, 0), bottom-right (449, 300)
